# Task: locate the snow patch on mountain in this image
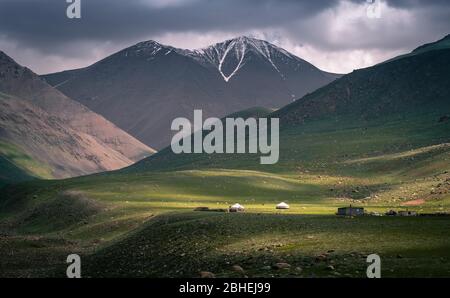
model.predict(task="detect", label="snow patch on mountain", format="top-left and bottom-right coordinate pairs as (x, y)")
top-left (193, 36), bottom-right (298, 82)
top-left (217, 38), bottom-right (247, 82)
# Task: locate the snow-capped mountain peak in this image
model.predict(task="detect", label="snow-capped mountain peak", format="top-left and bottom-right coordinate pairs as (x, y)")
top-left (93, 36), bottom-right (328, 85)
top-left (192, 36), bottom-right (300, 82)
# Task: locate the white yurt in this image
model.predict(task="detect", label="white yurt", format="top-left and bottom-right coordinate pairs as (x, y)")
top-left (229, 203), bottom-right (245, 212)
top-left (276, 202), bottom-right (290, 210)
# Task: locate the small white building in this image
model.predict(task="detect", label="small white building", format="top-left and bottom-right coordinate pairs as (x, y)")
top-left (276, 202), bottom-right (290, 210)
top-left (229, 203), bottom-right (245, 212)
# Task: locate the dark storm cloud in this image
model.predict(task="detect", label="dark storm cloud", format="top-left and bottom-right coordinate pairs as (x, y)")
top-left (0, 0), bottom-right (336, 50)
top-left (384, 0), bottom-right (450, 8)
top-left (0, 0), bottom-right (449, 73)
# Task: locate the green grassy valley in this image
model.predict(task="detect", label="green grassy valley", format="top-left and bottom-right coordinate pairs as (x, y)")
top-left (0, 110), bottom-right (448, 277)
top-left (1, 38), bottom-right (450, 278)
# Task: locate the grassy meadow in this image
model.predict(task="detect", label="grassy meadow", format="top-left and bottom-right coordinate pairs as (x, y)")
top-left (0, 111), bottom-right (449, 278)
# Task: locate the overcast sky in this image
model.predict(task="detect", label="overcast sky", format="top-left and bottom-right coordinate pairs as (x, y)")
top-left (0, 0), bottom-right (449, 74)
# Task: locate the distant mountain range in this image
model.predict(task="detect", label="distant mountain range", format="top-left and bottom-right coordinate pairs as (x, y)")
top-left (4, 34), bottom-right (449, 185)
top-left (43, 36), bottom-right (340, 149)
top-left (0, 51), bottom-right (155, 184)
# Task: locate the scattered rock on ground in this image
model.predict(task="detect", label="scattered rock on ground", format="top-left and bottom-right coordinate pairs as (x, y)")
top-left (232, 265), bottom-right (245, 274)
top-left (199, 271), bottom-right (215, 278)
top-left (272, 263), bottom-right (291, 270)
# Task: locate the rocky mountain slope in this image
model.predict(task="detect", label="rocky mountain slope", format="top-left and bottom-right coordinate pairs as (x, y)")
top-left (43, 36), bottom-right (340, 149)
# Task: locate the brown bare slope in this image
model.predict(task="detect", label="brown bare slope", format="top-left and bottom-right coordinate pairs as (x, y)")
top-left (0, 51), bottom-right (155, 180)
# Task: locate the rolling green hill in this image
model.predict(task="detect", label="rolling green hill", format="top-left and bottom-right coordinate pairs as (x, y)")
top-left (273, 49), bottom-right (450, 126)
top-left (387, 34), bottom-right (450, 62)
